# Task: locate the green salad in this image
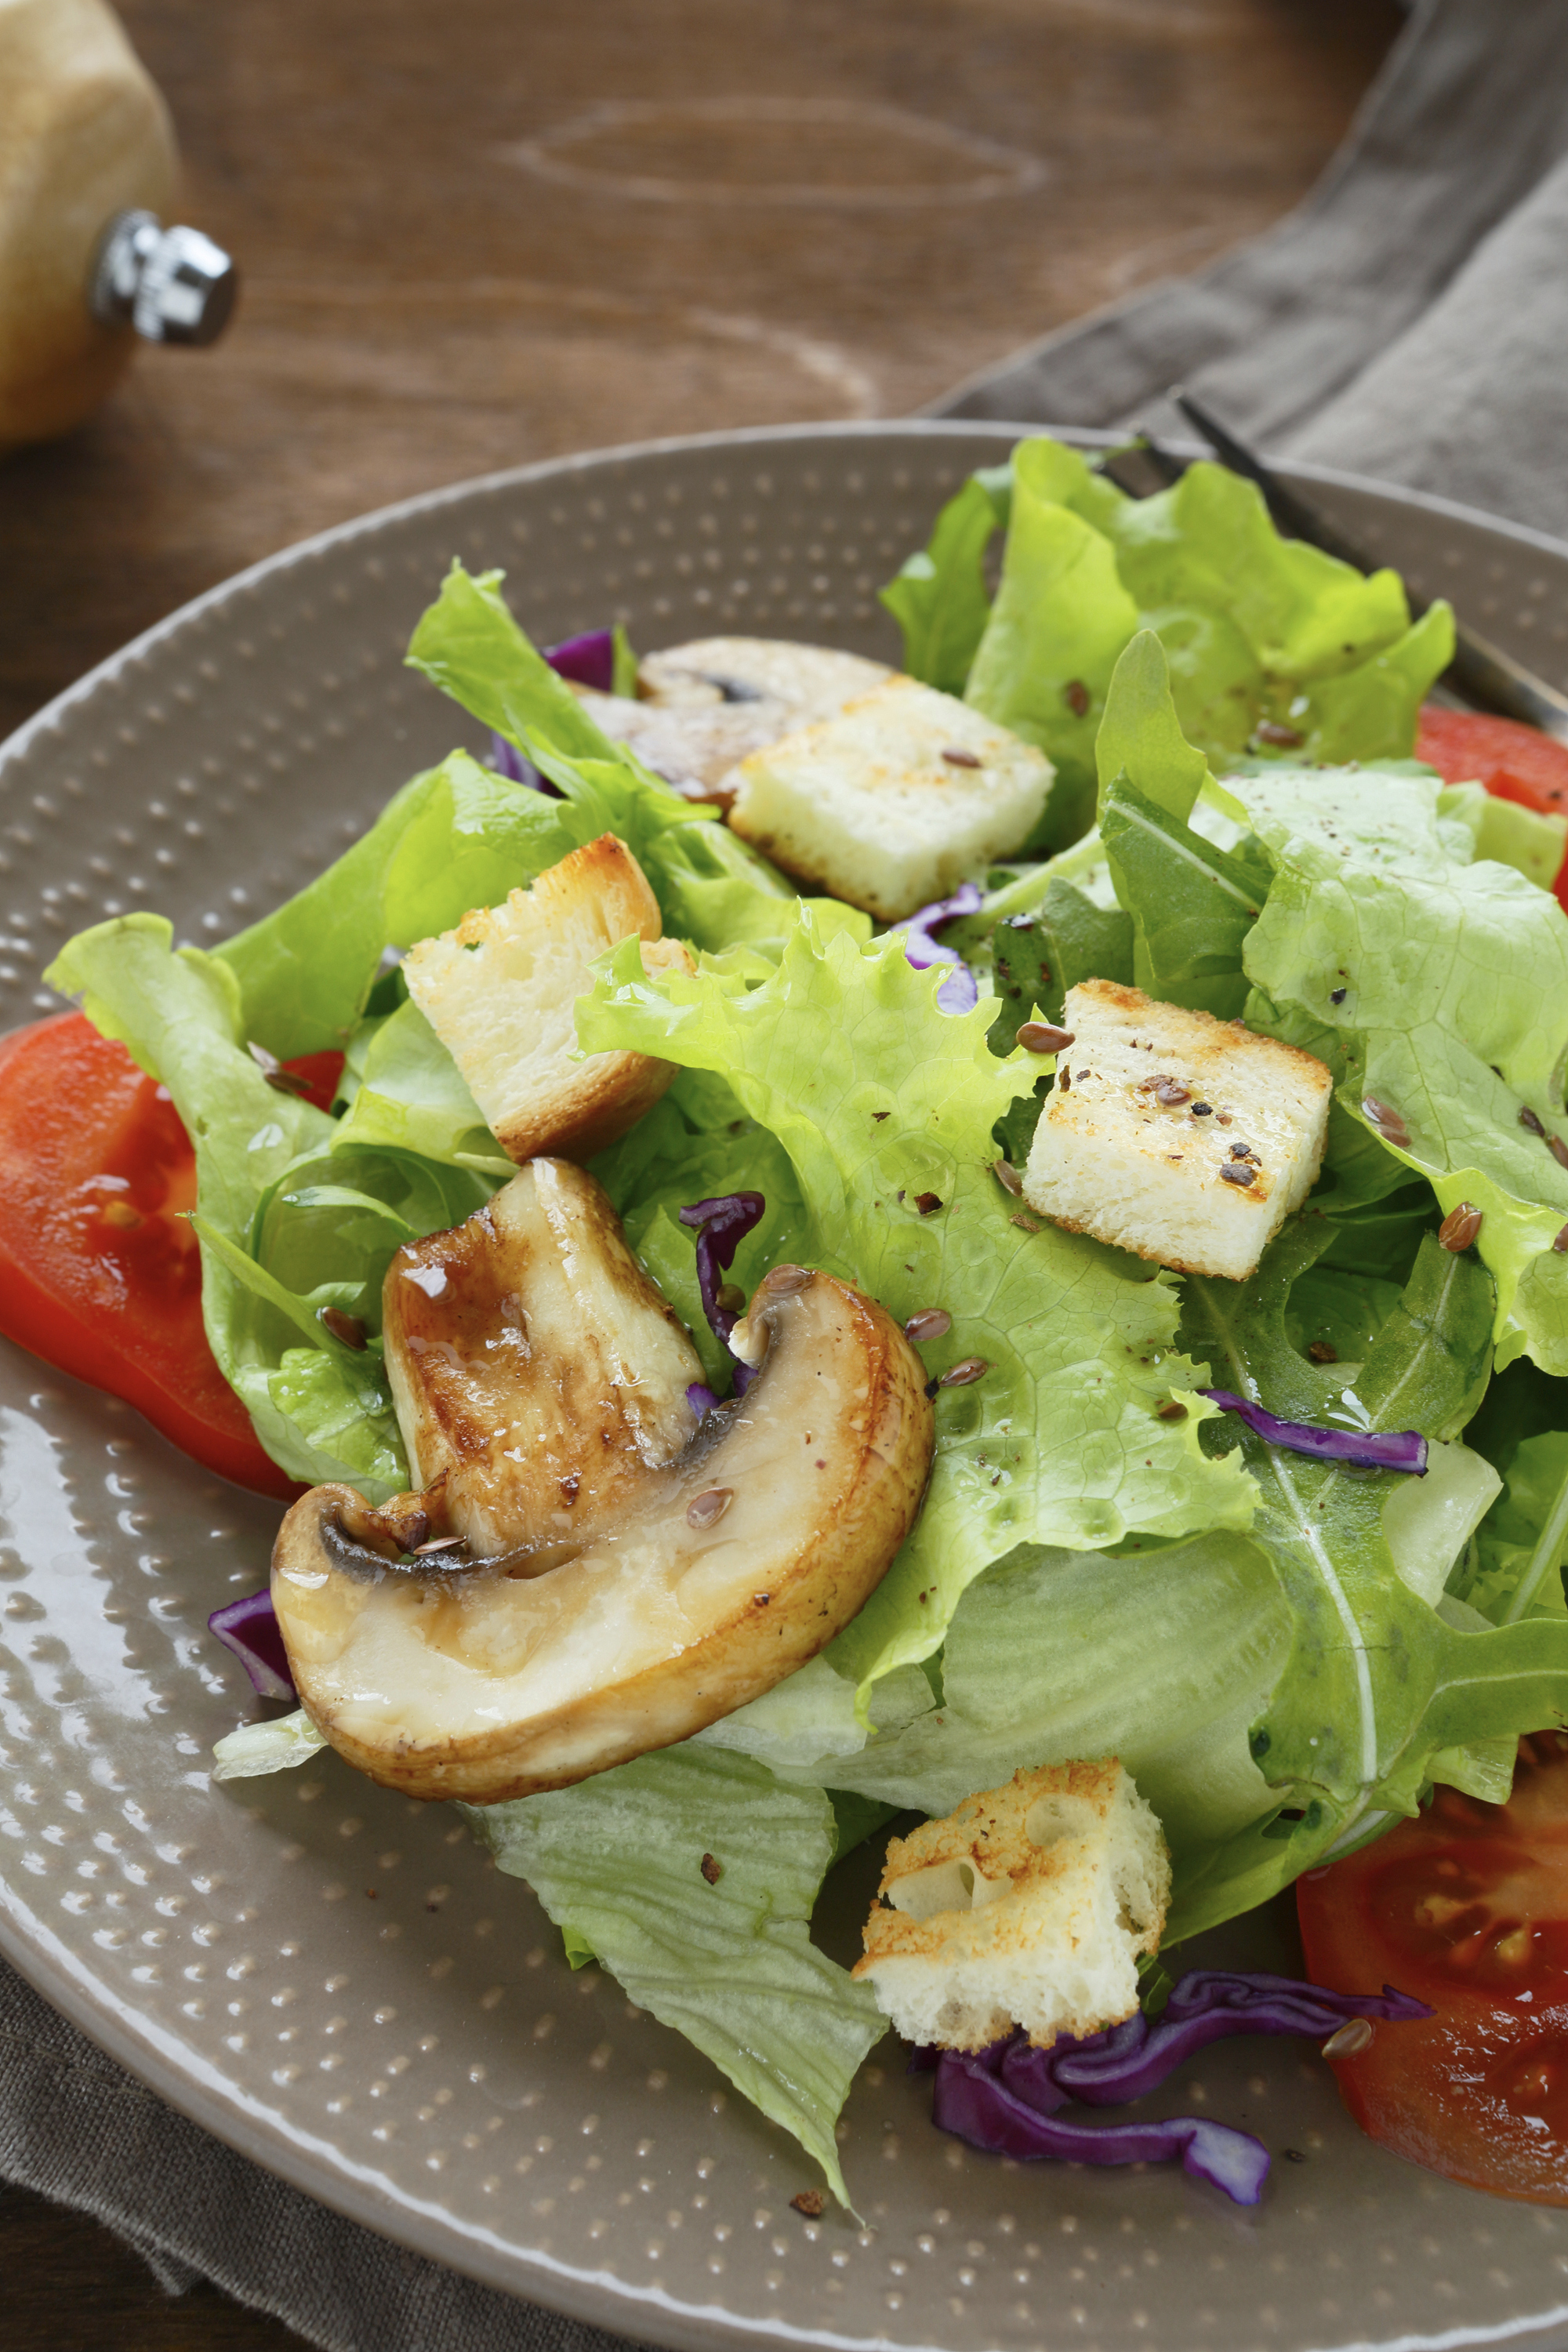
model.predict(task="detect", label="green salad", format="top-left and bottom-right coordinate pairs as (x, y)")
top-left (45, 437), bottom-right (1568, 2209)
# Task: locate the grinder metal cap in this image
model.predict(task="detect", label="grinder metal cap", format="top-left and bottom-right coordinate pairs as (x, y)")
top-left (89, 209), bottom-right (238, 347)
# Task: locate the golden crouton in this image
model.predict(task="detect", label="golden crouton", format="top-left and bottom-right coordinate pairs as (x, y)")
top-left (854, 1759), bottom-right (1170, 2053)
top-left (402, 834), bottom-right (691, 1165)
top-left (1023, 979), bottom-right (1333, 1282)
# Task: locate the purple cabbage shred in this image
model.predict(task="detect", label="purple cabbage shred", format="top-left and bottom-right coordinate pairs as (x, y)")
top-left (209, 1588), bottom-right (295, 1703)
top-left (687, 1381), bottom-right (723, 1421)
top-left (544, 627), bottom-right (617, 692)
top-left (486, 629), bottom-right (619, 796)
top-left (931, 2042), bottom-right (1271, 2204)
top-left (1202, 1390), bottom-right (1428, 1475)
top-left (917, 1968), bottom-right (1432, 2205)
top-left (895, 880), bottom-right (983, 1016)
top-left (486, 731), bottom-right (559, 798)
top-left (679, 1192), bottom-right (767, 1395)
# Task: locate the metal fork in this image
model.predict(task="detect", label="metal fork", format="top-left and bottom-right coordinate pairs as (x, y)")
top-left (1098, 389), bottom-right (1568, 742)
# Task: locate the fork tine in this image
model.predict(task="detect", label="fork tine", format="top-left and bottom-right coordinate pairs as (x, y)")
top-left (1170, 384), bottom-right (1568, 741)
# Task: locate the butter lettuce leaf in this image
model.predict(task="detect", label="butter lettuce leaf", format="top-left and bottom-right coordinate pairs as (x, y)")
top-left (42, 914), bottom-right (466, 1496)
top-left (466, 1747), bottom-right (883, 2209)
top-left (880, 463), bottom-right (1012, 697)
top-left (1223, 757), bottom-right (1568, 1371)
top-left (908, 438), bottom-right (1454, 853)
top-left (579, 914), bottom-right (1256, 1693)
top-left (405, 563), bottom-right (869, 957)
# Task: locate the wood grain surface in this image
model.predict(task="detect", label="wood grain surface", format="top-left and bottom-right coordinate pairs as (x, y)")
top-left (2, 1), bottom-right (1398, 2343)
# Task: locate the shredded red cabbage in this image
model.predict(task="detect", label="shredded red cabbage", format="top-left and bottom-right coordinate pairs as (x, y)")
top-left (486, 630), bottom-right (620, 796)
top-left (1202, 1390), bottom-right (1428, 1475)
top-left (679, 1192), bottom-right (767, 1395)
top-left (895, 880), bottom-right (982, 1015)
top-left (543, 627), bottom-right (617, 691)
top-left (1018, 1971), bottom-right (1431, 2107)
top-left (209, 1588), bottom-right (295, 1702)
top-left (918, 1968), bottom-right (1431, 2204)
top-left (687, 1381), bottom-right (723, 1421)
top-left (931, 2037), bottom-right (1271, 2203)
top-left (486, 731), bottom-right (557, 797)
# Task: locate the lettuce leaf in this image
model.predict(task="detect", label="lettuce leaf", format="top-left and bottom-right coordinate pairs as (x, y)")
top-left (939, 438), bottom-right (1454, 852)
top-left (219, 750), bottom-right (592, 1058)
top-left (879, 464), bottom-right (1011, 696)
top-left (579, 915), bottom-right (1256, 1695)
top-left (405, 564), bottom-right (870, 957)
top-left (1460, 1432), bottom-right (1568, 1625)
top-left (42, 914), bottom-right (466, 1496)
top-left (731, 1534), bottom-right (1289, 1865)
top-left (1170, 1221), bottom-right (1568, 1929)
top-left (1083, 634), bottom-right (1568, 1374)
top-left (1221, 755), bottom-right (1568, 1371)
top-left (466, 1747), bottom-right (884, 2208)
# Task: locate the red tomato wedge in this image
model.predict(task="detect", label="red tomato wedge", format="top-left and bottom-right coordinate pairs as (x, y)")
top-left (1415, 705), bottom-right (1568, 914)
top-left (1298, 1733), bottom-right (1568, 2204)
top-left (0, 1011), bottom-right (322, 1500)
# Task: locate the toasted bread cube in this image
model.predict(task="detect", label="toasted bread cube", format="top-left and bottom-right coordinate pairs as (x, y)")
top-left (727, 676), bottom-right (1053, 922)
top-left (1022, 980), bottom-right (1333, 1283)
top-left (853, 1760), bottom-right (1170, 2053)
top-left (637, 636), bottom-right (891, 716)
top-left (402, 834), bottom-right (692, 1166)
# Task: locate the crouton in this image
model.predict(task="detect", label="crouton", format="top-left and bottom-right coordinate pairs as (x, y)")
top-left (637, 637), bottom-right (891, 717)
top-left (853, 1760), bottom-right (1170, 2053)
top-left (727, 676), bottom-right (1053, 923)
top-left (401, 834), bottom-right (692, 1166)
top-left (1022, 979), bottom-right (1333, 1283)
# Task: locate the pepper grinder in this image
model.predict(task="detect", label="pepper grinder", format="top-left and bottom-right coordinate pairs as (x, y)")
top-left (0, 0), bottom-right (238, 453)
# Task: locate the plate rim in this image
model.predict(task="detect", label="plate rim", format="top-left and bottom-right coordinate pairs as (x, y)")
top-left (4, 416), bottom-right (1568, 2349)
top-left (5, 414), bottom-right (1566, 788)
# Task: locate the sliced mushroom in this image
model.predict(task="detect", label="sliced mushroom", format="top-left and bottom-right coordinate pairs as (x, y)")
top-left (381, 1157), bottom-right (705, 1555)
top-left (271, 1255), bottom-right (935, 1802)
top-left (570, 640), bottom-right (896, 812)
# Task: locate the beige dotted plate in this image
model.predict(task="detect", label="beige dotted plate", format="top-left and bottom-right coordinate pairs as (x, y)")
top-left (3, 423), bottom-right (1568, 2352)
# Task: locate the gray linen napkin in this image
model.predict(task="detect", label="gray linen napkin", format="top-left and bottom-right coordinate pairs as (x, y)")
top-left (0, 1958), bottom-right (652, 2352)
top-left (5, 3), bottom-right (1568, 2347)
top-left (935, 0), bottom-right (1568, 543)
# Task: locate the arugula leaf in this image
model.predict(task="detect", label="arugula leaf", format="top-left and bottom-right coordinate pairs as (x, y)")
top-left (579, 915), bottom-right (1256, 1694)
top-left (1101, 775), bottom-right (1270, 1021)
top-left (985, 880), bottom-right (1134, 1049)
top-left (1461, 1432), bottom-right (1568, 1624)
top-left (1171, 1223), bottom-right (1568, 1933)
top-left (879, 464), bottom-right (1012, 696)
top-left (466, 1747), bottom-right (884, 2209)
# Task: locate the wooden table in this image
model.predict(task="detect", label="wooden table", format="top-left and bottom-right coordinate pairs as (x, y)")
top-left (1, 0), bottom-right (1400, 2342)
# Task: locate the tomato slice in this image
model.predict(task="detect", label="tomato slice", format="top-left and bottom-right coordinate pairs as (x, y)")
top-left (1415, 706), bottom-right (1568, 914)
top-left (0, 1011), bottom-right (310, 1500)
top-left (1298, 1733), bottom-right (1568, 2204)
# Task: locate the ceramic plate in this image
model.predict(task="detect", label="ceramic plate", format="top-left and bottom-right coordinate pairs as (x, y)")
top-left (4, 422), bottom-right (1568, 2352)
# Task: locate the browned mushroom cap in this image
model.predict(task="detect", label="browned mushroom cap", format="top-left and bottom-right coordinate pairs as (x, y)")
top-left (271, 1265), bottom-right (934, 1804)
